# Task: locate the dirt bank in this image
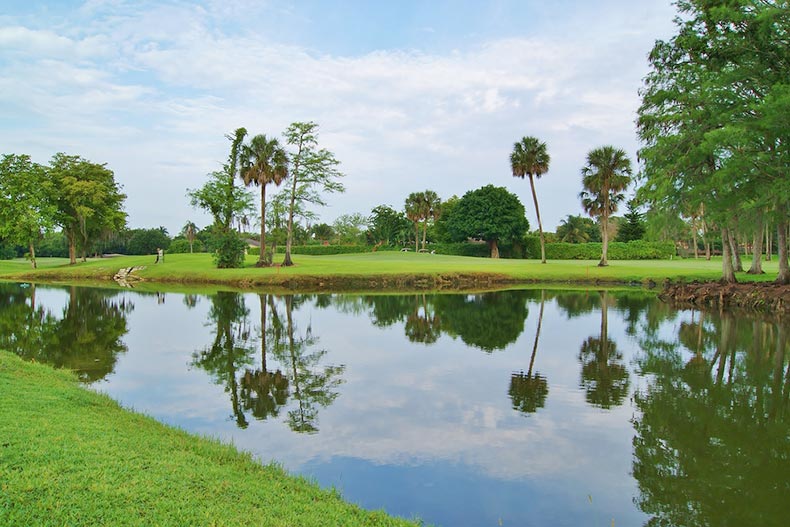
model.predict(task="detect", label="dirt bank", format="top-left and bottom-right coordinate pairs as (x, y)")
top-left (659, 281), bottom-right (790, 313)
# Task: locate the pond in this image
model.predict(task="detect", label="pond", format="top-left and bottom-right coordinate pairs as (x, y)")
top-left (1, 283), bottom-right (788, 526)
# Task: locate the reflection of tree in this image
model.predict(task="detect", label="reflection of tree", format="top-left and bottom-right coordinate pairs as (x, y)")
top-left (191, 292), bottom-right (255, 429)
top-left (509, 290), bottom-right (548, 414)
top-left (405, 294), bottom-right (441, 344)
top-left (271, 295), bottom-right (345, 433)
top-left (0, 283), bottom-right (131, 382)
top-left (183, 294), bottom-right (199, 308)
top-left (239, 294), bottom-right (289, 420)
top-left (577, 291), bottom-right (630, 409)
top-left (438, 291), bottom-right (529, 351)
top-left (633, 312), bottom-right (790, 527)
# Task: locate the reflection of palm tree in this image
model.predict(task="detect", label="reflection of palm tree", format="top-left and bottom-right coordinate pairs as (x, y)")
top-left (509, 291), bottom-right (549, 414)
top-left (578, 291), bottom-right (630, 409)
top-left (404, 294), bottom-right (441, 344)
top-left (239, 293), bottom-right (289, 420)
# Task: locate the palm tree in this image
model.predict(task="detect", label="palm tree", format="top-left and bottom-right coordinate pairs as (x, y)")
top-left (579, 146), bottom-right (632, 267)
top-left (240, 134), bottom-right (289, 267)
top-left (511, 136), bottom-right (550, 263)
top-left (404, 193), bottom-right (422, 252)
top-left (420, 190), bottom-right (440, 251)
top-left (181, 221), bottom-right (197, 253)
top-left (556, 215), bottom-right (592, 243)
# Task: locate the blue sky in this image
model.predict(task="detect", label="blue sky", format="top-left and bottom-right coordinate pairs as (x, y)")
top-left (0, 0), bottom-right (678, 234)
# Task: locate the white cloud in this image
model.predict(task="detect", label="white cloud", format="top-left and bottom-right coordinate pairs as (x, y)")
top-left (0, 1), bottom-right (677, 232)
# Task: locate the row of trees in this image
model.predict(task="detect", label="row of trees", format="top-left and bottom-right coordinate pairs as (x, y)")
top-left (637, 0), bottom-right (790, 283)
top-left (0, 153), bottom-right (126, 267)
top-left (189, 122), bottom-right (344, 268)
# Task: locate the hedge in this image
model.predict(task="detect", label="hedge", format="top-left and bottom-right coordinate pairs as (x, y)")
top-left (543, 241), bottom-right (676, 260)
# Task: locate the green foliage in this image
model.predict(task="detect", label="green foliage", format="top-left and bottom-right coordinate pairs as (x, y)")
top-left (444, 185), bottom-right (529, 257)
top-left (556, 215), bottom-right (601, 243)
top-left (126, 228), bottom-right (171, 255)
top-left (368, 205), bottom-right (411, 246)
top-left (429, 242), bottom-right (525, 259)
top-left (0, 154), bottom-right (55, 267)
top-left (544, 241), bottom-right (675, 260)
top-left (168, 238), bottom-right (204, 254)
top-left (275, 244), bottom-right (372, 256)
top-left (311, 223), bottom-right (334, 242)
top-left (208, 231), bottom-right (248, 268)
top-left (36, 232), bottom-right (69, 257)
top-left (617, 202), bottom-right (646, 242)
top-left (332, 213), bottom-right (368, 244)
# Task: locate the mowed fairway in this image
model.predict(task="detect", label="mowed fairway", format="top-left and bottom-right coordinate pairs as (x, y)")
top-left (0, 252), bottom-right (780, 289)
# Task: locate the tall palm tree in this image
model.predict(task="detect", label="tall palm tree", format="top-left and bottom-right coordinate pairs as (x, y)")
top-left (404, 193), bottom-right (422, 252)
top-left (181, 221), bottom-right (197, 253)
top-left (241, 134), bottom-right (289, 267)
top-left (420, 190), bottom-right (440, 251)
top-left (579, 146), bottom-right (632, 267)
top-left (511, 136), bottom-right (550, 263)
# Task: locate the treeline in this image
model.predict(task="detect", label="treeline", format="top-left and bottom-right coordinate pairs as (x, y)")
top-left (637, 0), bottom-right (790, 283)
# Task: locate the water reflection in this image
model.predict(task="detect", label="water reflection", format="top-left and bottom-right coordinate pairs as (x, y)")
top-left (191, 292), bottom-right (345, 433)
top-left (509, 290), bottom-right (548, 414)
top-left (633, 310), bottom-right (790, 527)
top-left (0, 283), bottom-right (131, 381)
top-left (577, 291), bottom-right (630, 409)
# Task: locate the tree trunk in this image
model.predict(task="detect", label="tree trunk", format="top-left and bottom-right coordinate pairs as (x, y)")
top-left (260, 294), bottom-right (267, 371)
top-left (28, 242), bottom-right (36, 269)
top-left (258, 184), bottom-right (267, 267)
top-left (728, 228), bottom-right (743, 272)
top-left (528, 174), bottom-right (546, 264)
top-left (691, 222), bottom-right (699, 259)
top-left (284, 161), bottom-right (300, 267)
top-left (776, 216), bottom-right (789, 284)
top-left (598, 213), bottom-right (609, 267)
top-left (766, 222), bottom-right (772, 261)
top-left (747, 213), bottom-right (765, 274)
top-left (488, 239), bottom-right (500, 259)
top-left (527, 291), bottom-right (545, 377)
top-left (720, 227), bottom-right (737, 283)
top-left (414, 223), bottom-right (419, 252)
top-left (421, 219), bottom-right (428, 251)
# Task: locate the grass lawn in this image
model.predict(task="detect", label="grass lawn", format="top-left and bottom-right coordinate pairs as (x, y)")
top-left (0, 252), bottom-right (780, 291)
top-left (0, 352), bottom-right (420, 527)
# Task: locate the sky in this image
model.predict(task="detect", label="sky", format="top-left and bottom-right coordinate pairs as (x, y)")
top-left (0, 0), bottom-right (679, 235)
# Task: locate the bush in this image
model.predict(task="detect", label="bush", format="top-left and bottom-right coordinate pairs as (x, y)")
top-left (274, 244), bottom-right (372, 256)
top-left (522, 235), bottom-right (541, 259)
top-left (209, 231), bottom-right (247, 268)
top-left (543, 241), bottom-right (675, 260)
top-left (167, 239), bottom-right (204, 254)
top-left (429, 242), bottom-right (524, 258)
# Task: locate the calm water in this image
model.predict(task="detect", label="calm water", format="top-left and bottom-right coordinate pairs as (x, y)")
top-left (1, 283), bottom-right (788, 527)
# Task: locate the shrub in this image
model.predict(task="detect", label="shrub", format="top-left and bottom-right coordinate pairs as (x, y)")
top-left (209, 231), bottom-right (247, 268)
top-left (168, 239), bottom-right (204, 254)
top-left (543, 241), bottom-right (675, 260)
top-left (274, 244), bottom-right (372, 256)
top-left (429, 242), bottom-right (524, 258)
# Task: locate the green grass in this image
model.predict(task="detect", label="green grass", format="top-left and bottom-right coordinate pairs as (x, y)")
top-left (0, 351), bottom-right (420, 527)
top-left (0, 253), bottom-right (780, 291)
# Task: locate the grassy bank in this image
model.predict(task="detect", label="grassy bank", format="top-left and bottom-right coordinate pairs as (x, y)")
top-left (0, 252), bottom-right (780, 292)
top-left (0, 352), bottom-right (419, 527)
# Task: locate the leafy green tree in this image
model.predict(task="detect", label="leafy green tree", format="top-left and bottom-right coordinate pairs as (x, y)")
top-left (580, 146), bottom-right (632, 266)
top-left (310, 223), bottom-right (334, 243)
top-left (332, 213), bottom-right (368, 244)
top-left (282, 122), bottom-right (345, 266)
top-left (368, 205), bottom-right (411, 246)
top-left (49, 153), bottom-right (127, 264)
top-left (188, 169), bottom-right (252, 268)
top-left (637, 1), bottom-right (790, 283)
top-left (556, 214), bottom-right (600, 243)
top-left (126, 227), bottom-right (171, 255)
top-left (445, 185), bottom-right (529, 258)
top-left (240, 134), bottom-right (289, 267)
top-left (616, 201), bottom-right (646, 242)
top-left (511, 136), bottom-right (550, 263)
top-left (0, 154), bottom-right (55, 268)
